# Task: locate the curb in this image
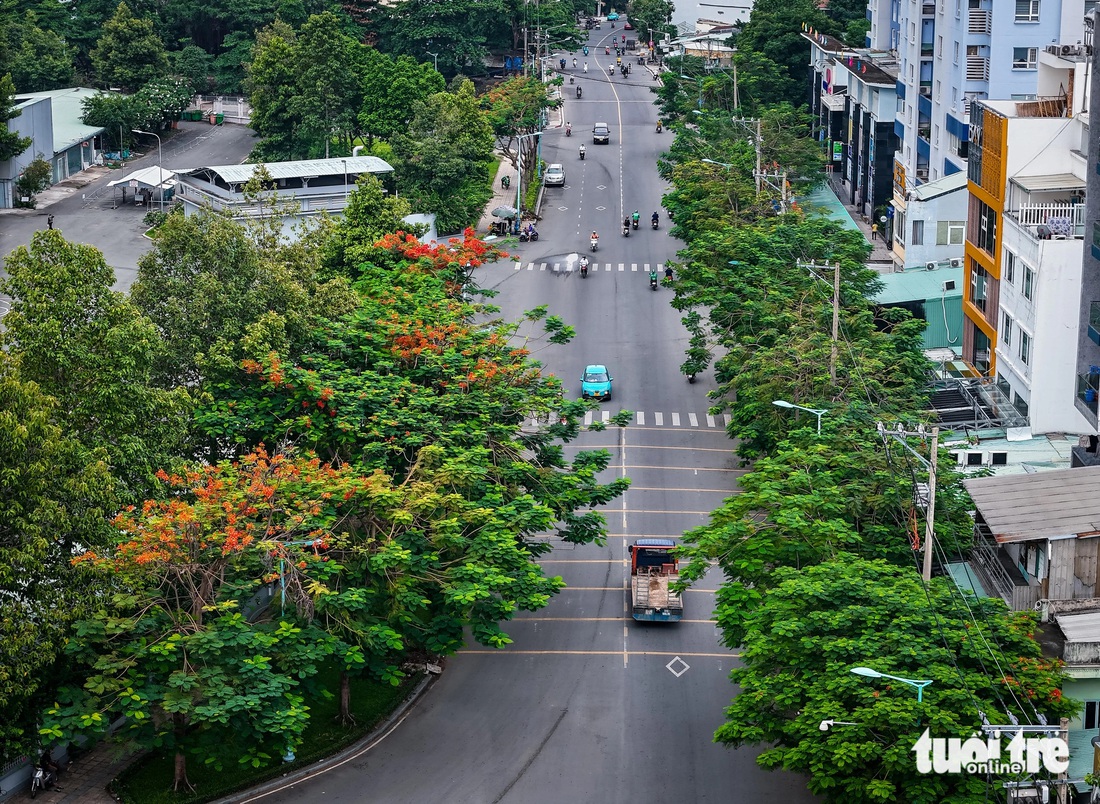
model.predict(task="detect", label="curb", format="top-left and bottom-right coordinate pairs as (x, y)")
top-left (212, 671), bottom-right (439, 804)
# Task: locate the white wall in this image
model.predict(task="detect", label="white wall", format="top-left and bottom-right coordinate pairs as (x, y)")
top-left (900, 186), bottom-right (968, 269)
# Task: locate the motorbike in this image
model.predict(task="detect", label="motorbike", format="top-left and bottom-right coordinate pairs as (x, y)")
top-left (652, 217), bottom-right (659, 229)
top-left (580, 257), bottom-right (589, 277)
top-left (576, 86), bottom-right (582, 98)
top-left (583, 46), bottom-right (589, 56)
top-left (605, 46), bottom-right (610, 54)
top-left (656, 122), bottom-right (662, 133)
top-left (687, 373), bottom-right (697, 384)
top-left (566, 125), bottom-right (571, 137)
top-left (559, 58), bottom-right (566, 69)
top-left (608, 66), bottom-right (614, 76)
top-left (622, 224), bottom-right (630, 237)
top-left (590, 237), bottom-right (599, 252)
top-left (649, 272), bottom-right (659, 291)
top-left (519, 227), bottom-right (539, 242)
top-left (631, 218), bottom-right (639, 230)
top-left (570, 76), bottom-right (574, 84)
top-left (579, 146), bottom-right (586, 160)
top-left (30, 766), bottom-right (57, 799)
top-left (665, 266), bottom-right (674, 280)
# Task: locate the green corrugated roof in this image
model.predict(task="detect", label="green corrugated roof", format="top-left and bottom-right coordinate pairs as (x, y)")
top-left (873, 266), bottom-right (963, 304)
top-left (798, 185), bottom-right (861, 232)
top-left (16, 87), bottom-right (105, 153)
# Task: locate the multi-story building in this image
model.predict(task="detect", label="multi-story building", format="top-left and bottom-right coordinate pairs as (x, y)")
top-left (865, 0), bottom-right (1089, 269)
top-left (963, 49), bottom-right (1091, 434)
top-left (805, 30), bottom-right (900, 225)
top-left (1073, 15), bottom-right (1100, 440)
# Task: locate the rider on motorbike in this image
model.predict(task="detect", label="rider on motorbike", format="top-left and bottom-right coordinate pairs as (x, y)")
top-left (631, 210), bottom-right (640, 227)
top-left (565, 121), bottom-right (571, 136)
top-left (652, 211), bottom-right (660, 225)
top-left (579, 144), bottom-right (586, 159)
top-left (583, 62), bottom-right (588, 72)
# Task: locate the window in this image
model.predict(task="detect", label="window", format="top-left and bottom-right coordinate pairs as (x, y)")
top-left (934, 124), bottom-right (940, 145)
top-left (1014, 392), bottom-right (1029, 417)
top-left (997, 375), bottom-right (1011, 397)
top-left (913, 220), bottom-right (925, 245)
top-left (1023, 266), bottom-right (1035, 300)
top-left (975, 200), bottom-right (997, 254)
top-left (1019, 331), bottom-right (1031, 365)
top-left (1015, 0), bottom-right (1040, 21)
top-left (1086, 701), bottom-right (1100, 731)
top-left (1002, 312), bottom-right (1013, 347)
top-left (971, 264), bottom-right (989, 313)
top-left (1012, 47), bottom-right (1038, 69)
top-left (953, 42), bottom-right (960, 64)
top-left (938, 36), bottom-right (944, 57)
top-left (1004, 250), bottom-right (1016, 284)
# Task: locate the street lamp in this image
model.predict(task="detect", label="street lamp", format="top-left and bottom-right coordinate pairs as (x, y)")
top-left (819, 719), bottom-right (862, 731)
top-left (850, 667), bottom-right (933, 703)
top-left (426, 51), bottom-right (439, 72)
top-left (772, 399), bottom-right (827, 435)
top-left (701, 158), bottom-right (733, 171)
top-left (131, 128), bottom-right (163, 213)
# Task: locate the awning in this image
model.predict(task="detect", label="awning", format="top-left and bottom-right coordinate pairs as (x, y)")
top-left (1010, 173), bottom-right (1085, 193)
top-left (106, 165), bottom-right (176, 189)
top-left (821, 93), bottom-right (846, 112)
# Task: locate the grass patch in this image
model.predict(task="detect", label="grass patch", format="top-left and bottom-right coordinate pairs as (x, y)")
top-left (110, 665), bottom-right (415, 804)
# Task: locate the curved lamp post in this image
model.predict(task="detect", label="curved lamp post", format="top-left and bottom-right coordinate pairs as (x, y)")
top-left (772, 399), bottom-right (827, 435)
top-left (851, 666), bottom-right (933, 703)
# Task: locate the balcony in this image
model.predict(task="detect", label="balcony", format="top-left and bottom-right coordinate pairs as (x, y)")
top-left (921, 41), bottom-right (934, 56)
top-left (1008, 202), bottom-right (1086, 239)
top-left (1078, 371), bottom-right (1100, 414)
top-left (917, 125), bottom-right (931, 140)
top-left (970, 526), bottom-right (1043, 611)
top-left (922, 2), bottom-right (936, 15)
top-left (968, 9), bottom-right (991, 34)
top-left (966, 55), bottom-right (990, 81)
top-left (1088, 302), bottom-right (1100, 347)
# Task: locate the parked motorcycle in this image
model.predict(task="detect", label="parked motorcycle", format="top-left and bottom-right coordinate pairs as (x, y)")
top-left (519, 227), bottom-right (539, 242)
top-left (30, 765), bottom-right (58, 799)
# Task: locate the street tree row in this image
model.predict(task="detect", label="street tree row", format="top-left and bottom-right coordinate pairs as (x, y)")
top-left (656, 2), bottom-right (1077, 801)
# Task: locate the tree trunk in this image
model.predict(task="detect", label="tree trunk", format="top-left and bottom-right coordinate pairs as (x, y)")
top-left (339, 669), bottom-right (355, 725)
top-left (172, 751), bottom-right (194, 792)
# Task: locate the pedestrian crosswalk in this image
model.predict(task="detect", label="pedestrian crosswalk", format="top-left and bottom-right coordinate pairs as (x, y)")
top-left (527, 411), bottom-right (732, 429)
top-left (514, 261), bottom-right (665, 273)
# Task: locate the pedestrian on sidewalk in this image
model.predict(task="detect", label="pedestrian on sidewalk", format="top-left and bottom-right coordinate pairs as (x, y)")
top-left (871, 222), bottom-right (878, 240)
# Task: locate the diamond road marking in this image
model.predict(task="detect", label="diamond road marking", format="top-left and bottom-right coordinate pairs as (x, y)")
top-left (666, 656), bottom-right (690, 677)
top-left (671, 412), bottom-right (681, 427)
top-left (558, 205), bottom-right (569, 210)
top-left (596, 185), bottom-right (607, 190)
top-left (654, 412), bottom-right (664, 426)
top-left (596, 205), bottom-right (607, 211)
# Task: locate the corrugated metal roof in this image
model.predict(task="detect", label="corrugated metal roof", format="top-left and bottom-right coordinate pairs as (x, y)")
top-left (1056, 611), bottom-right (1100, 642)
top-left (106, 166), bottom-right (176, 189)
top-left (962, 466), bottom-right (1100, 543)
top-left (908, 170), bottom-right (968, 201)
top-left (874, 266), bottom-right (963, 304)
top-left (15, 87), bottom-right (105, 153)
top-left (1010, 173), bottom-right (1085, 192)
top-left (178, 156), bottom-right (393, 184)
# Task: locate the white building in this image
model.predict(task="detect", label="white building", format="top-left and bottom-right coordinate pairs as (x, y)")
top-left (962, 50), bottom-right (1091, 434)
top-left (892, 170), bottom-right (968, 270)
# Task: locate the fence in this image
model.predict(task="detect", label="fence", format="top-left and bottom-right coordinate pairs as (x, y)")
top-left (190, 95), bottom-right (252, 126)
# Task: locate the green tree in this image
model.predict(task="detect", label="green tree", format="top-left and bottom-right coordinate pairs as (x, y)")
top-left (290, 11), bottom-right (363, 157)
top-left (0, 73), bottom-right (32, 163)
top-left (481, 75), bottom-right (555, 187)
top-left (733, 0), bottom-right (829, 97)
top-left (372, 0), bottom-right (507, 76)
top-left (13, 155), bottom-right (51, 204)
top-left (131, 75), bottom-right (193, 129)
top-left (322, 173), bottom-right (419, 278)
top-left (5, 11), bottom-right (75, 92)
top-left (626, 0), bottom-right (673, 41)
top-left (80, 90), bottom-right (137, 151)
top-left (358, 49), bottom-right (444, 146)
top-left (170, 43), bottom-right (214, 93)
top-left (245, 20), bottom-right (301, 160)
top-left (391, 78), bottom-right (494, 234)
top-left (89, 1), bottom-right (169, 91)
top-left (722, 556), bottom-right (1076, 803)
top-left (41, 450), bottom-right (344, 792)
top-left (0, 230), bottom-right (192, 500)
top-left (0, 367), bottom-right (115, 761)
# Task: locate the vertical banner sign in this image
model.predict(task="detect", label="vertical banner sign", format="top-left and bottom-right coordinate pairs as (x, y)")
top-left (833, 141), bottom-right (843, 161)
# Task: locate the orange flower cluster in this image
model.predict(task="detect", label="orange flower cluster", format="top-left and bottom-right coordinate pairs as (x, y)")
top-left (373, 228), bottom-right (507, 274)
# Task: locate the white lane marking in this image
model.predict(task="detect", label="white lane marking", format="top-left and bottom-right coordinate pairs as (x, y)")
top-left (584, 411), bottom-right (593, 426)
top-left (637, 411), bottom-right (645, 426)
top-left (527, 262), bottom-right (535, 271)
top-left (706, 414), bottom-right (716, 428)
top-left (671, 412), bottom-right (681, 427)
top-left (602, 410), bottom-right (610, 423)
top-left (540, 263), bottom-right (548, 271)
top-left (618, 263), bottom-right (625, 271)
top-left (689, 413), bottom-right (699, 427)
top-left (723, 414), bottom-right (732, 427)
top-left (654, 412), bottom-right (664, 426)
top-left (631, 263), bottom-right (638, 272)
top-left (553, 262), bottom-right (560, 272)
top-left (514, 261), bottom-right (522, 270)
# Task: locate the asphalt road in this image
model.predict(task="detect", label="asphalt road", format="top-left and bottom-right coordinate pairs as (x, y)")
top-left (249, 28), bottom-right (820, 804)
top-left (0, 120), bottom-right (256, 293)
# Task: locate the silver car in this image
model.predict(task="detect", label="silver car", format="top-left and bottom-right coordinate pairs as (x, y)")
top-left (544, 164), bottom-right (566, 186)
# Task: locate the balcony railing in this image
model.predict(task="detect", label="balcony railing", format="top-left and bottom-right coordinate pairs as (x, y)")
top-left (178, 182), bottom-right (352, 217)
top-left (922, 2), bottom-right (936, 15)
top-left (968, 9), bottom-right (991, 34)
top-left (917, 125), bottom-right (931, 139)
top-left (966, 55), bottom-right (990, 81)
top-left (1008, 202), bottom-right (1086, 239)
top-left (1078, 372), bottom-right (1100, 414)
top-left (971, 526), bottom-right (1043, 611)
top-left (921, 42), bottom-right (934, 56)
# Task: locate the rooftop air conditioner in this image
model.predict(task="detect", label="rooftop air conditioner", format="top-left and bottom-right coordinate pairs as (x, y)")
top-left (1046, 44), bottom-right (1062, 55)
top-left (950, 257), bottom-right (962, 267)
top-left (1060, 44), bottom-right (1079, 56)
top-left (926, 261), bottom-right (937, 270)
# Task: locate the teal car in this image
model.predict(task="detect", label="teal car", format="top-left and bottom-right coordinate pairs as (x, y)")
top-left (607, 11), bottom-right (620, 20)
top-left (581, 365), bottom-right (613, 400)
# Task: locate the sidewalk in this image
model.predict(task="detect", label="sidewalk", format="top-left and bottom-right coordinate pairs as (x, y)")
top-left (6, 743), bottom-right (141, 803)
top-left (824, 171), bottom-right (895, 265)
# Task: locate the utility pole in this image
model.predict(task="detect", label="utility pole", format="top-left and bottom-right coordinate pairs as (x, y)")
top-left (797, 260), bottom-right (840, 383)
top-left (876, 423), bottom-right (939, 582)
top-left (754, 116), bottom-right (762, 195)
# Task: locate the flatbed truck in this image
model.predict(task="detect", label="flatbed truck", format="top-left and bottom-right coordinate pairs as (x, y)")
top-left (630, 539), bottom-right (683, 622)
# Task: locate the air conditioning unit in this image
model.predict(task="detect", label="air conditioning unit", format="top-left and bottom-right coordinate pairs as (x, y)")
top-left (950, 257), bottom-right (962, 267)
top-left (990, 451), bottom-right (1008, 466)
top-left (1046, 44), bottom-right (1063, 55)
top-left (943, 279), bottom-right (957, 291)
top-left (926, 261), bottom-right (937, 270)
top-left (1060, 44), bottom-right (1081, 56)
top-left (919, 85), bottom-right (932, 96)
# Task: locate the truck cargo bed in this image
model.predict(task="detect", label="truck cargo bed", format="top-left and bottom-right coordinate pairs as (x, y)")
top-left (631, 567), bottom-right (683, 621)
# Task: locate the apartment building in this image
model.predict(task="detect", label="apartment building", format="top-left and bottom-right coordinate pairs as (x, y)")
top-left (1074, 21), bottom-right (1100, 437)
top-left (962, 49), bottom-right (1091, 434)
top-left (863, 0), bottom-right (1089, 269)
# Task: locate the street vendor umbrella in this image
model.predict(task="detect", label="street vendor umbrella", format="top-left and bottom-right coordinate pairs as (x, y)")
top-left (492, 205), bottom-right (519, 219)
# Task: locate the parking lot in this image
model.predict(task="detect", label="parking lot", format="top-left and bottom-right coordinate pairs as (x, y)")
top-left (0, 120), bottom-right (256, 293)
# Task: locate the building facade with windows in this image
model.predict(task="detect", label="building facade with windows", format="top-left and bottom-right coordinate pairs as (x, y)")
top-left (963, 53), bottom-right (1091, 434)
top-left (865, 0), bottom-right (1089, 271)
top-left (804, 30), bottom-right (900, 224)
top-left (1074, 23), bottom-right (1100, 435)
